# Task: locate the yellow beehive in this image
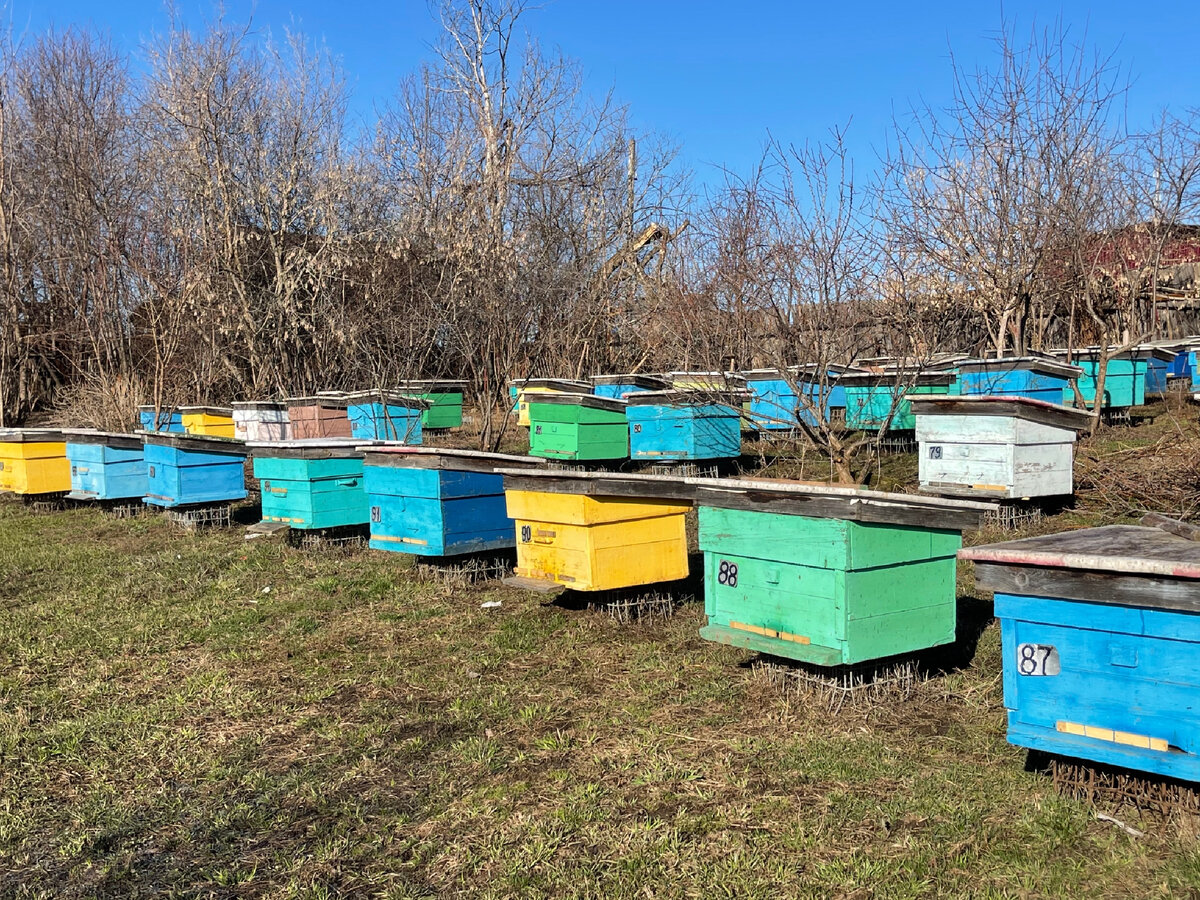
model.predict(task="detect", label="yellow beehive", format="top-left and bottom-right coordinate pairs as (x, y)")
top-left (181, 406), bottom-right (236, 438)
top-left (0, 430), bottom-right (70, 495)
top-left (506, 489), bottom-right (690, 590)
top-left (508, 379), bottom-right (589, 427)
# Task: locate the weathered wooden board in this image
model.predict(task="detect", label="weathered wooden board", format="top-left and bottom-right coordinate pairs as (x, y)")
top-left (961, 525), bottom-right (1200, 580)
top-left (359, 446), bottom-right (545, 474)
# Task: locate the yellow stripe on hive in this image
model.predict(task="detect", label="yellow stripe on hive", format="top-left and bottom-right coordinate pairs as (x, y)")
top-left (730, 620), bottom-right (810, 645)
top-left (1056, 720), bottom-right (1168, 753)
top-left (971, 484), bottom-right (1006, 492)
top-left (371, 534), bottom-right (427, 546)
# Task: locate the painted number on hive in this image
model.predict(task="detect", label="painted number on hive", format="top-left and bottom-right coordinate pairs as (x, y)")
top-left (929, 446), bottom-right (943, 460)
top-left (370, 506), bottom-right (381, 524)
top-left (1016, 643), bottom-right (1060, 676)
top-left (717, 559), bottom-right (738, 588)
top-left (520, 525), bottom-right (532, 543)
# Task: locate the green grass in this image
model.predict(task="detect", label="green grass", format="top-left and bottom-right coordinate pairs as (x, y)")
top-left (1, 492), bottom-right (1199, 896)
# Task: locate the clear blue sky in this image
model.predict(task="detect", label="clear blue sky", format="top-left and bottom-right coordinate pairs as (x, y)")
top-left (8, 0), bottom-right (1200, 186)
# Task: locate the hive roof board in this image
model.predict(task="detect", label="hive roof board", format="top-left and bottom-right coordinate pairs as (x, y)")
top-left (838, 370), bottom-right (956, 388)
top-left (623, 389), bottom-right (749, 407)
top-left (61, 429), bottom-right (143, 450)
top-left (360, 446), bottom-right (547, 473)
top-left (247, 438), bottom-right (377, 459)
top-left (0, 428), bottom-right (66, 443)
top-left (507, 378), bottom-right (590, 392)
top-left (961, 525), bottom-right (1200, 611)
top-left (497, 468), bottom-right (698, 503)
top-left (286, 394), bottom-right (351, 409)
top-left (137, 430), bottom-right (247, 454)
top-left (954, 357), bottom-right (1084, 379)
top-left (232, 401), bottom-right (288, 411)
top-left (524, 392), bottom-right (627, 413)
top-left (394, 379), bottom-right (468, 391)
top-left (589, 374), bottom-right (671, 390)
top-left (178, 405), bottom-right (233, 416)
top-left (906, 395), bottom-right (1097, 431)
top-left (341, 391), bottom-right (431, 410)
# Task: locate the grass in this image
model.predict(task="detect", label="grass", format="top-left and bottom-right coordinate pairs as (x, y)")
top-left (3, 409), bottom-right (1200, 897)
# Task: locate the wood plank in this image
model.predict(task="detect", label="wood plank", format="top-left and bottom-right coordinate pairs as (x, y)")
top-left (908, 396), bottom-right (1096, 431)
top-left (973, 561), bottom-right (1200, 612)
top-left (502, 575), bottom-right (567, 596)
top-left (960, 525), bottom-right (1200, 578)
top-left (366, 448), bottom-right (547, 474)
top-left (1141, 513), bottom-right (1200, 542)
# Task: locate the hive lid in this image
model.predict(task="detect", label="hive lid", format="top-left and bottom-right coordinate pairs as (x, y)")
top-left (508, 378), bottom-right (590, 392)
top-left (1049, 346), bottom-right (1145, 363)
top-left (623, 389), bottom-right (749, 408)
top-left (232, 400), bottom-right (288, 411)
top-left (61, 429), bottom-right (144, 450)
top-left (838, 370), bottom-right (956, 388)
top-left (286, 394), bottom-right (351, 409)
top-left (524, 392), bottom-right (627, 413)
top-left (360, 446), bottom-right (547, 473)
top-left (906, 395), bottom-right (1097, 431)
top-left (496, 467), bottom-right (697, 503)
top-left (137, 405), bottom-right (181, 415)
top-left (138, 430), bottom-right (247, 454)
top-left (394, 379), bottom-right (468, 393)
top-left (0, 427), bottom-right (66, 443)
top-left (787, 363), bottom-right (865, 379)
top-left (961, 525), bottom-right (1200, 594)
top-left (179, 405), bottom-right (234, 416)
top-left (667, 371), bottom-right (749, 389)
top-left (1132, 345), bottom-right (1181, 363)
top-left (689, 476), bottom-right (990, 531)
top-left (247, 437), bottom-right (376, 459)
top-left (954, 356), bottom-right (1084, 379)
top-left (589, 374), bottom-right (671, 390)
top-left (341, 390), bottom-right (431, 410)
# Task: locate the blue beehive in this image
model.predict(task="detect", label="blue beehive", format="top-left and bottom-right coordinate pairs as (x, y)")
top-left (1136, 346), bottom-right (1177, 398)
top-left (1051, 348), bottom-right (1147, 408)
top-left (952, 357), bottom-right (1081, 405)
top-left (344, 391), bottom-right (427, 443)
top-left (362, 447), bottom-right (545, 556)
top-left (141, 432), bottom-right (248, 508)
top-left (626, 390), bottom-right (743, 461)
top-left (137, 405), bottom-right (185, 433)
top-left (63, 430), bottom-right (147, 501)
top-left (963, 525), bottom-right (1200, 782)
top-left (590, 374), bottom-right (669, 400)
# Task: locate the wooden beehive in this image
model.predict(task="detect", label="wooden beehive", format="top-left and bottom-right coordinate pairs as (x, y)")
top-left (344, 391), bottom-right (427, 443)
top-left (1050, 348), bottom-right (1148, 408)
top-left (589, 374), bottom-right (670, 400)
top-left (693, 478), bottom-right (987, 666)
top-left (499, 469), bottom-right (694, 592)
top-left (961, 525), bottom-right (1200, 782)
top-left (508, 378), bottom-right (590, 427)
top-left (0, 429), bottom-right (70, 495)
top-left (1137, 346), bottom-right (1177, 398)
top-left (394, 380), bottom-right (468, 430)
top-left (137, 405), bottom-right (185, 433)
top-left (180, 405), bottom-right (236, 438)
top-left (63, 430), bottom-right (146, 501)
top-left (232, 401), bottom-right (290, 441)
top-left (141, 432), bottom-right (247, 508)
top-left (625, 390), bottom-right (743, 461)
top-left (742, 366), bottom-right (857, 430)
top-left (286, 395), bottom-right (353, 440)
top-left (248, 438), bottom-right (370, 529)
top-left (952, 357), bottom-right (1082, 404)
top-left (527, 393), bottom-right (629, 461)
top-left (909, 396), bottom-right (1096, 500)
top-left (840, 370), bottom-right (955, 431)
top-left (362, 447), bottom-right (545, 556)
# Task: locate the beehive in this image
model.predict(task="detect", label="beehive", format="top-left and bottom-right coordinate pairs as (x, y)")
top-left (1137, 347), bottom-right (1177, 398)
top-left (344, 391), bottom-right (427, 443)
top-left (694, 479), bottom-right (988, 666)
top-left (180, 406), bottom-right (236, 438)
top-left (286, 395), bottom-right (353, 439)
top-left (395, 380), bottom-right (467, 430)
top-left (952, 357), bottom-right (1081, 404)
top-left (508, 378), bottom-right (590, 427)
top-left (363, 448), bottom-right (545, 556)
top-left (0, 429), bottom-right (70, 495)
top-left (527, 393), bottom-right (629, 461)
top-left (1050, 348), bottom-right (1148, 408)
top-left (249, 438), bottom-right (369, 529)
top-left (962, 525), bottom-right (1200, 782)
top-left (142, 432), bottom-right (247, 508)
top-left (500, 470), bottom-right (693, 591)
top-left (137, 405), bottom-right (185, 433)
top-left (589, 374), bottom-right (670, 400)
top-left (840, 371), bottom-right (955, 431)
top-left (63, 430), bottom-right (146, 501)
top-left (232, 401), bottom-right (290, 441)
top-left (910, 396), bottom-right (1096, 500)
top-left (625, 390), bottom-right (742, 461)
top-left (742, 367), bottom-right (857, 429)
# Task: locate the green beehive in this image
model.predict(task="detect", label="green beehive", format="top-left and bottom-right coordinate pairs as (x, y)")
top-left (840, 370), bottom-right (955, 431)
top-left (693, 479), bottom-right (988, 666)
top-left (396, 380), bottom-right (467, 430)
top-left (527, 393), bottom-right (629, 461)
